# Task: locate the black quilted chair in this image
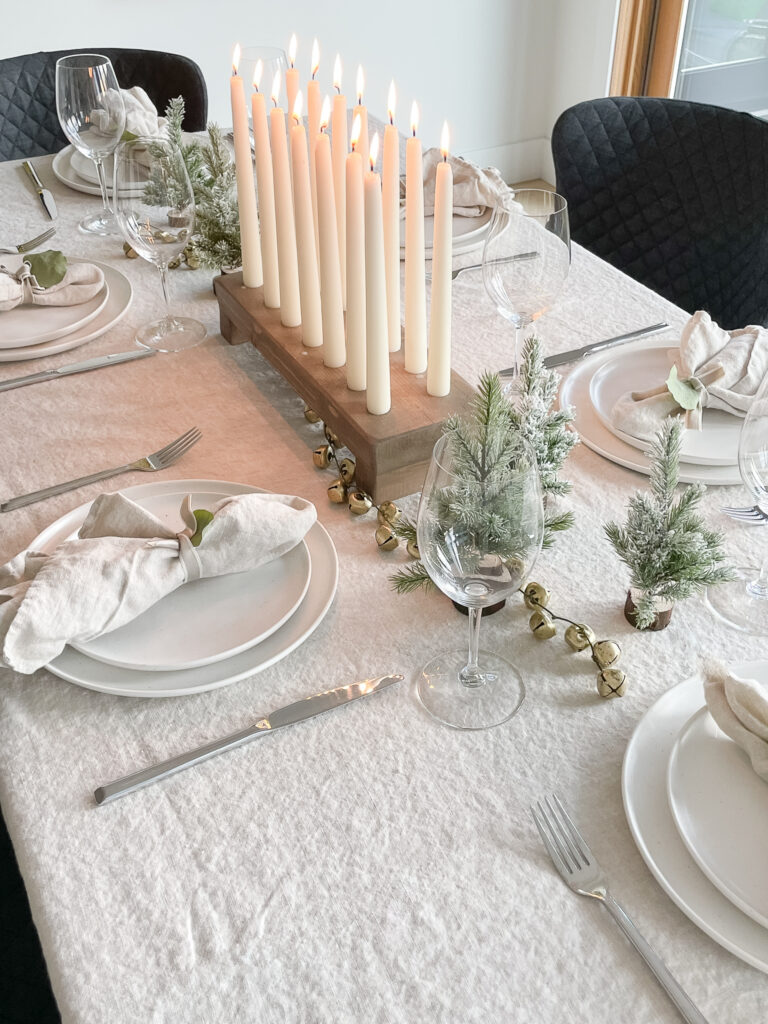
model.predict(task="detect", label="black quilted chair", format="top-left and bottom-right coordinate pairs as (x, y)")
top-left (551, 96), bottom-right (768, 329)
top-left (0, 48), bottom-right (208, 162)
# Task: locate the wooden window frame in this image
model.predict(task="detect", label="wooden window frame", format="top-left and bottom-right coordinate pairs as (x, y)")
top-left (610, 0), bottom-right (686, 97)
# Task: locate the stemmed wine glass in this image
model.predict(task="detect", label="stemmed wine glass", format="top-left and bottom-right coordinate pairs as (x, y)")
top-left (706, 373), bottom-right (768, 635)
top-left (416, 433), bottom-right (545, 730)
top-left (55, 54), bottom-right (126, 235)
top-left (113, 137), bottom-right (206, 352)
top-left (482, 190), bottom-right (570, 379)
top-left (238, 47), bottom-right (288, 110)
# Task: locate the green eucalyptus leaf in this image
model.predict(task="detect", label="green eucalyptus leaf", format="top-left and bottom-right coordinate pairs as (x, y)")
top-left (189, 508), bottom-right (214, 547)
top-left (665, 365), bottom-right (700, 411)
top-left (25, 250), bottom-right (67, 289)
top-left (121, 129), bottom-right (138, 142)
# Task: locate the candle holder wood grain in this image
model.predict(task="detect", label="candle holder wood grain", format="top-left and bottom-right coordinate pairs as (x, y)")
top-left (214, 272), bottom-right (475, 501)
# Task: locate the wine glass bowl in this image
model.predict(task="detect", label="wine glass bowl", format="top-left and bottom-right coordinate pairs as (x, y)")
top-left (55, 53), bottom-right (126, 235)
top-left (113, 137), bottom-right (206, 352)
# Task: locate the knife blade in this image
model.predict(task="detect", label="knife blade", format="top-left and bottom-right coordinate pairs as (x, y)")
top-left (537, 322), bottom-right (671, 371)
top-left (94, 673), bottom-right (404, 805)
top-left (0, 348), bottom-right (156, 393)
top-left (22, 160), bottom-right (57, 221)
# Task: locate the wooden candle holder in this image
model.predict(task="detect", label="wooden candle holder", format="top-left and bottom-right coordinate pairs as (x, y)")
top-left (214, 272), bottom-right (474, 501)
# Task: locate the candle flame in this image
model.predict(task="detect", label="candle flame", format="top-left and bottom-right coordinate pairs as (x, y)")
top-left (292, 89), bottom-right (303, 123)
top-left (288, 33), bottom-right (297, 68)
top-left (350, 113), bottom-right (361, 151)
top-left (387, 81), bottom-right (396, 124)
top-left (271, 70), bottom-right (281, 106)
top-left (320, 95), bottom-right (331, 130)
top-left (440, 120), bottom-right (450, 159)
top-left (232, 43), bottom-right (241, 75)
top-left (369, 133), bottom-right (379, 171)
top-left (356, 65), bottom-right (364, 105)
top-left (311, 38), bottom-right (320, 78)
top-left (333, 54), bottom-right (342, 92)
top-left (410, 101), bottom-right (419, 136)
top-left (253, 58), bottom-right (263, 91)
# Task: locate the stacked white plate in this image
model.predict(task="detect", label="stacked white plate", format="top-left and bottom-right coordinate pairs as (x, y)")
top-left (0, 257), bottom-right (133, 363)
top-left (623, 661), bottom-right (768, 972)
top-left (30, 479), bottom-right (338, 698)
top-left (399, 206), bottom-right (492, 259)
top-left (560, 337), bottom-right (742, 485)
top-left (51, 145), bottom-right (147, 198)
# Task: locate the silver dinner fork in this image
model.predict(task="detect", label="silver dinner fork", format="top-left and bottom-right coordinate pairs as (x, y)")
top-left (0, 225), bottom-right (57, 255)
top-left (721, 504), bottom-right (768, 524)
top-left (0, 427), bottom-right (202, 513)
top-left (531, 795), bottom-right (708, 1024)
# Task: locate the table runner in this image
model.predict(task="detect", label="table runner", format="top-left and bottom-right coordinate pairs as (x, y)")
top-left (0, 155), bottom-right (766, 1023)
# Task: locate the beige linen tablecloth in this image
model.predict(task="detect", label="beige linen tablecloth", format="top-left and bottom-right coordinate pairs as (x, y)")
top-left (0, 155), bottom-right (766, 1024)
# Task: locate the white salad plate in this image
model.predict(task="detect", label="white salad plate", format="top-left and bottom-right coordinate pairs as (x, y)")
top-left (30, 480), bottom-right (338, 697)
top-left (667, 704), bottom-right (768, 930)
top-left (399, 208), bottom-right (492, 258)
top-left (0, 262), bottom-right (132, 363)
top-left (559, 343), bottom-right (741, 486)
top-left (589, 345), bottom-right (740, 466)
top-left (52, 145), bottom-right (145, 198)
top-left (0, 278), bottom-right (108, 349)
top-left (622, 661), bottom-right (768, 974)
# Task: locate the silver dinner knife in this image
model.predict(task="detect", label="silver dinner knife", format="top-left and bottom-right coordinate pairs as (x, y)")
top-left (0, 349), bottom-right (156, 393)
top-left (94, 673), bottom-right (404, 805)
top-left (22, 160), bottom-right (58, 221)
top-left (538, 322), bottom-right (670, 371)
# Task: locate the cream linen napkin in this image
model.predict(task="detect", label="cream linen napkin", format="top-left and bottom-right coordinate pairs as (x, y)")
top-left (91, 86), bottom-right (162, 138)
top-left (0, 261), bottom-right (105, 312)
top-left (400, 149), bottom-right (510, 217)
top-left (703, 659), bottom-right (768, 782)
top-left (612, 311), bottom-right (768, 438)
top-left (0, 491), bottom-right (316, 675)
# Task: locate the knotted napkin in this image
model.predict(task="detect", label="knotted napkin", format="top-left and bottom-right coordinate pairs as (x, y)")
top-left (91, 86), bottom-right (162, 138)
top-left (612, 311), bottom-right (768, 439)
top-left (0, 261), bottom-right (104, 313)
top-left (400, 150), bottom-right (510, 217)
top-left (0, 491), bottom-right (316, 675)
top-left (703, 659), bottom-right (768, 782)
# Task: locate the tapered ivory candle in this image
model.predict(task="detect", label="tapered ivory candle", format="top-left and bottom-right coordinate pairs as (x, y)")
top-left (251, 61), bottom-right (279, 308)
top-left (307, 39), bottom-right (321, 256)
top-left (427, 123), bottom-right (453, 397)
top-left (382, 81), bottom-right (401, 353)
top-left (405, 101), bottom-right (427, 373)
top-left (290, 92), bottom-right (323, 348)
top-left (364, 135), bottom-right (391, 415)
top-left (331, 55), bottom-right (347, 308)
top-left (354, 65), bottom-right (368, 187)
top-left (345, 115), bottom-right (366, 391)
top-left (315, 101), bottom-right (345, 367)
top-left (230, 45), bottom-right (262, 287)
top-left (269, 73), bottom-right (301, 327)
top-left (286, 34), bottom-right (299, 127)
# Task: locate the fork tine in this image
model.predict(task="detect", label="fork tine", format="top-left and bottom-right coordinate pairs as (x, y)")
top-left (536, 798), bottom-right (578, 872)
top-left (551, 794), bottom-right (592, 865)
top-left (530, 803), bottom-right (572, 877)
top-left (18, 226), bottom-right (56, 252)
top-left (154, 427), bottom-right (200, 461)
top-left (545, 795), bottom-right (586, 869)
top-left (157, 432), bottom-right (201, 466)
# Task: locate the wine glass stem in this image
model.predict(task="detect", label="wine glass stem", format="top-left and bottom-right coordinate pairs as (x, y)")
top-left (93, 157), bottom-right (111, 214)
top-left (459, 607), bottom-right (485, 687)
top-left (747, 553), bottom-right (768, 599)
top-left (158, 264), bottom-right (174, 320)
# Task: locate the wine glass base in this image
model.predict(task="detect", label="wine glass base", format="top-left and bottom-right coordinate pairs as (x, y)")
top-left (78, 210), bottom-right (121, 236)
top-left (417, 649), bottom-right (525, 730)
top-left (704, 567), bottom-right (768, 637)
top-left (136, 317), bottom-right (206, 353)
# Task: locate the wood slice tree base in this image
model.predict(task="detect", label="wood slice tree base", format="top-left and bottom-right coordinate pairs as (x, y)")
top-left (623, 589), bottom-right (673, 631)
top-left (214, 273), bottom-right (476, 501)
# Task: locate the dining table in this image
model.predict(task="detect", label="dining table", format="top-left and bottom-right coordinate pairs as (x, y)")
top-left (1, 149), bottom-right (767, 1024)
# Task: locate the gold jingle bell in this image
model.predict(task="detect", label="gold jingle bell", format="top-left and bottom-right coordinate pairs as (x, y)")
top-left (339, 457), bottom-right (356, 484)
top-left (523, 581), bottom-right (550, 610)
top-left (304, 407), bottom-right (322, 424)
top-left (406, 538), bottom-right (420, 559)
top-left (375, 523), bottom-right (399, 551)
top-left (529, 609), bottom-right (557, 639)
top-left (592, 640), bottom-right (621, 669)
top-left (313, 445), bottom-right (333, 469)
top-left (323, 424), bottom-right (340, 446)
top-left (348, 491), bottom-right (373, 515)
top-left (377, 500), bottom-right (401, 526)
top-left (327, 479), bottom-right (348, 504)
top-left (597, 668), bottom-right (627, 699)
top-left (564, 623), bottom-right (596, 652)
top-left (122, 242), bottom-right (138, 259)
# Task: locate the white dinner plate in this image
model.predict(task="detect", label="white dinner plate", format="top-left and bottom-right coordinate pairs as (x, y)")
top-left (71, 526), bottom-right (311, 672)
top-left (559, 342), bottom-right (741, 486)
top-left (0, 261), bottom-right (132, 363)
top-left (51, 145), bottom-right (145, 198)
top-left (0, 278), bottom-right (108, 350)
top-left (589, 345), bottom-right (740, 466)
top-left (622, 661), bottom-right (768, 974)
top-left (29, 480), bottom-right (338, 697)
top-left (399, 207), bottom-right (492, 258)
top-left (667, 704), bottom-right (768, 930)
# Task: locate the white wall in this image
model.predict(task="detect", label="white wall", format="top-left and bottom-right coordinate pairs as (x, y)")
top-left (2, 0), bottom-right (619, 182)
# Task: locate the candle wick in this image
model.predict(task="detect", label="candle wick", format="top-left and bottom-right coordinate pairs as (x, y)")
top-left (335, 84), bottom-right (340, 94)
top-left (389, 115), bottom-right (394, 126)
top-left (412, 128), bottom-right (416, 137)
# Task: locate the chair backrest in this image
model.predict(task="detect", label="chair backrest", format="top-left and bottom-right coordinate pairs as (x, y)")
top-left (551, 96), bottom-right (768, 329)
top-left (0, 48), bottom-right (208, 162)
